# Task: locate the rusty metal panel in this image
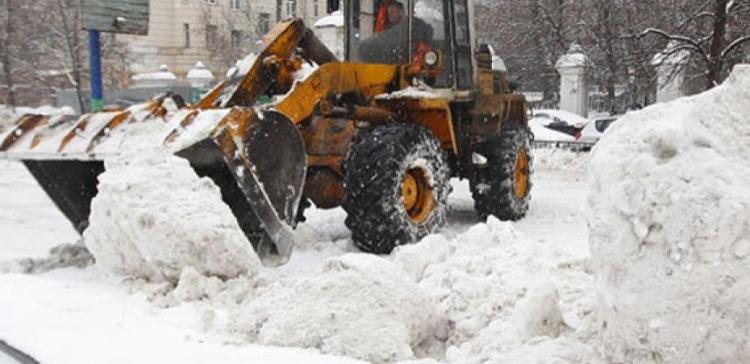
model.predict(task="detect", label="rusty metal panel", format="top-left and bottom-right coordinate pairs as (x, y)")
top-left (81, 0), bottom-right (149, 35)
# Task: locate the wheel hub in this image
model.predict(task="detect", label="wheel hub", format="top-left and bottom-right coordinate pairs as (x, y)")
top-left (401, 167), bottom-right (434, 224)
top-left (514, 148), bottom-right (529, 199)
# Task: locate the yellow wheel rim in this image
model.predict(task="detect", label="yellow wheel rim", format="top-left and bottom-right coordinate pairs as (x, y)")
top-left (514, 148), bottom-right (529, 199)
top-left (401, 167), bottom-right (434, 224)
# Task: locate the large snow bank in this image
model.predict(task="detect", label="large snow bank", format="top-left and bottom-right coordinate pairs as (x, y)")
top-left (83, 152), bottom-right (261, 282)
top-left (589, 65), bottom-right (750, 363)
top-left (392, 218), bottom-right (597, 363)
top-left (228, 254), bottom-right (447, 363)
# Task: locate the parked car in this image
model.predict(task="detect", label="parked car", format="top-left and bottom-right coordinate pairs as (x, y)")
top-left (577, 116), bottom-right (618, 143)
top-left (529, 109), bottom-right (588, 138)
top-left (528, 117), bottom-right (576, 143)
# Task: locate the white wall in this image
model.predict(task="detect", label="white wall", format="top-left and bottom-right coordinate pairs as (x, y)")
top-left (117, 0), bottom-right (327, 77)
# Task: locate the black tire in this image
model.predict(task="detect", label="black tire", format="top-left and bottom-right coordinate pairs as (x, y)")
top-left (471, 121), bottom-right (533, 221)
top-left (343, 124), bottom-right (450, 254)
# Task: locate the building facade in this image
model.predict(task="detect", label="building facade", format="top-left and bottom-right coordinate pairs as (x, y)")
top-left (118, 0), bottom-right (328, 77)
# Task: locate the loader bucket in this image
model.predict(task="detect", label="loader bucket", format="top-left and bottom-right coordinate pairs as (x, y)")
top-left (22, 160), bottom-right (104, 234)
top-left (0, 102), bottom-right (306, 265)
top-left (176, 110), bottom-right (306, 263)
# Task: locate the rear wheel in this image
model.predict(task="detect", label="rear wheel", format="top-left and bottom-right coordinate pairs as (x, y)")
top-left (343, 124), bottom-right (450, 254)
top-left (471, 121), bottom-right (533, 221)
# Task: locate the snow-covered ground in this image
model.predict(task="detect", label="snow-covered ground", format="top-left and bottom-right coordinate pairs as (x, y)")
top-left (0, 148), bottom-right (596, 363)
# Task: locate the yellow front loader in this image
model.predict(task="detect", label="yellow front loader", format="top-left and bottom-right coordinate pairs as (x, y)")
top-left (1, 0), bottom-right (532, 264)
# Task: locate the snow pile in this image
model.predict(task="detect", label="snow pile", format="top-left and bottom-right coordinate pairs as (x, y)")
top-left (532, 147), bottom-right (589, 174)
top-left (589, 65), bottom-right (750, 363)
top-left (227, 254), bottom-right (447, 363)
top-left (392, 218), bottom-right (597, 363)
top-left (83, 152), bottom-right (261, 282)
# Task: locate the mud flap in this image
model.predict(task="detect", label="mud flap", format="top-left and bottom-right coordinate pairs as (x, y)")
top-left (177, 110), bottom-right (306, 265)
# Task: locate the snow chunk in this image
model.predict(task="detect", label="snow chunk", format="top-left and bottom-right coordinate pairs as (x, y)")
top-left (589, 65), bottom-right (750, 363)
top-left (513, 281), bottom-right (567, 341)
top-left (228, 254), bottom-right (447, 363)
top-left (532, 148), bottom-right (589, 174)
top-left (376, 87), bottom-right (440, 100)
top-left (83, 152), bottom-right (261, 282)
top-left (394, 218), bottom-right (596, 363)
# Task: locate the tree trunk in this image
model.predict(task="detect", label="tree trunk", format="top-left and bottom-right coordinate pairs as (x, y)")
top-left (56, 0), bottom-right (86, 112)
top-left (2, 0), bottom-right (16, 110)
top-left (707, 0), bottom-right (728, 89)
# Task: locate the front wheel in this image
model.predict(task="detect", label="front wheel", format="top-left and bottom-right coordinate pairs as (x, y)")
top-left (343, 124), bottom-right (450, 254)
top-left (471, 121), bottom-right (533, 221)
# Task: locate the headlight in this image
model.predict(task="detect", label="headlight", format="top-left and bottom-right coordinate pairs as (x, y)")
top-left (424, 51), bottom-right (438, 66)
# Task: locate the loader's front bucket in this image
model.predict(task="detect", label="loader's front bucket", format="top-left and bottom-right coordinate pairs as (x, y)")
top-left (176, 110), bottom-right (306, 263)
top-left (0, 101), bottom-right (306, 265)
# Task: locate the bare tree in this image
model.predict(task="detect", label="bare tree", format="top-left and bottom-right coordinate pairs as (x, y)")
top-left (641, 0), bottom-right (750, 90)
top-left (199, 0), bottom-right (265, 69)
top-left (0, 0), bottom-right (18, 109)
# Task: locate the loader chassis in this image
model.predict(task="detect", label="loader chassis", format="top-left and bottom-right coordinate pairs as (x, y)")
top-left (0, 0), bottom-right (531, 262)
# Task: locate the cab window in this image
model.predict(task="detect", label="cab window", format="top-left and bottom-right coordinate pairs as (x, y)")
top-left (348, 0), bottom-right (412, 64)
top-left (414, 0), bottom-right (453, 87)
top-left (453, 0), bottom-right (473, 89)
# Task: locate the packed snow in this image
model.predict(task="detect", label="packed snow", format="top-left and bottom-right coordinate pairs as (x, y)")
top-left (228, 254), bottom-right (447, 363)
top-left (589, 65), bottom-right (750, 363)
top-left (84, 152), bottom-right (261, 282)
top-left (0, 146), bottom-right (598, 363)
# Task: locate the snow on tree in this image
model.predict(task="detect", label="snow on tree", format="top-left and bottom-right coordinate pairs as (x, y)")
top-left (640, 0), bottom-right (750, 91)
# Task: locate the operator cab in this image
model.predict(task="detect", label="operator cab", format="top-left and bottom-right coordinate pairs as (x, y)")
top-left (330, 0), bottom-right (475, 90)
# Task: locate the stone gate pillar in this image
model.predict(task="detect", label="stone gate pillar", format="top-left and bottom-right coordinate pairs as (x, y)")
top-left (652, 42), bottom-right (689, 103)
top-left (556, 43), bottom-right (590, 117)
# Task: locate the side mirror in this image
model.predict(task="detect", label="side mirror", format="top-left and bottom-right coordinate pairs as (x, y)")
top-left (327, 0), bottom-right (340, 13)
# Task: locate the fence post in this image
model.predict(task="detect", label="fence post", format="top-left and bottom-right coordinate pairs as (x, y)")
top-left (88, 30), bottom-right (103, 112)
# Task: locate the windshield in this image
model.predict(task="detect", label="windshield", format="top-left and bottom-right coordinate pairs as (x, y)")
top-left (349, 0), bottom-right (411, 64)
top-left (349, 0), bottom-right (435, 65)
top-left (414, 0), bottom-right (452, 87)
top-left (595, 118), bottom-right (616, 132)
